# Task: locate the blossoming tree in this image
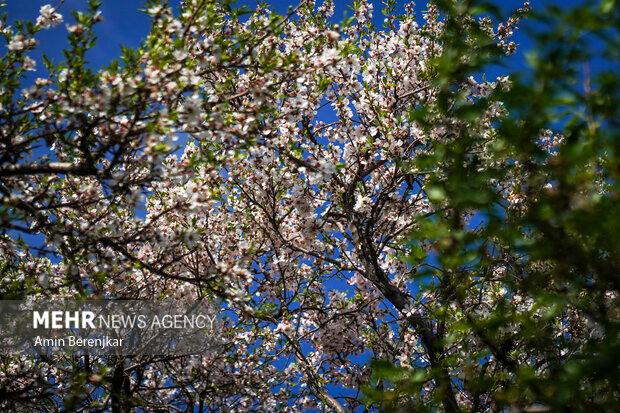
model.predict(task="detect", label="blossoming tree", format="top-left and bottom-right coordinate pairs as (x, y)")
top-left (1, 0), bottom-right (617, 411)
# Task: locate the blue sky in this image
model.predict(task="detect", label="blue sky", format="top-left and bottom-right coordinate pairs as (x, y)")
top-left (4, 0), bottom-right (593, 79)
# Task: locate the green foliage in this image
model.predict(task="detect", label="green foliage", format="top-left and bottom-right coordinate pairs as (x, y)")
top-left (365, 0), bottom-right (620, 411)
